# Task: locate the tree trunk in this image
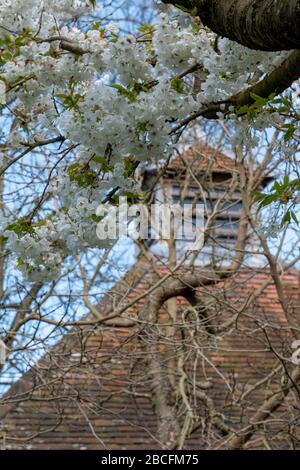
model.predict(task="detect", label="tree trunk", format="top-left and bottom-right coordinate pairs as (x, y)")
top-left (162, 0), bottom-right (300, 51)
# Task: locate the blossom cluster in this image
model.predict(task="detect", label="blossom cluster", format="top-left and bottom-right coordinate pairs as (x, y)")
top-left (0, 0), bottom-right (298, 280)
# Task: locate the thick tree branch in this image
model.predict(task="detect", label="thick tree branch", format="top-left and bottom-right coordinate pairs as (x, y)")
top-left (172, 49), bottom-right (300, 129)
top-left (232, 50), bottom-right (300, 108)
top-left (217, 366), bottom-right (300, 449)
top-left (162, 0), bottom-right (300, 51)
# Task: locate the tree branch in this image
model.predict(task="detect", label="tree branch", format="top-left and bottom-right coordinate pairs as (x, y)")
top-left (162, 0), bottom-right (300, 51)
top-left (217, 366), bottom-right (300, 449)
top-left (172, 49), bottom-right (300, 129)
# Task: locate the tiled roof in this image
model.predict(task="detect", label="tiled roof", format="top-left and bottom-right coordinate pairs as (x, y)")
top-left (141, 145), bottom-right (237, 187)
top-left (1, 259), bottom-right (299, 450)
top-left (142, 145), bottom-right (272, 188)
top-left (167, 144), bottom-right (237, 175)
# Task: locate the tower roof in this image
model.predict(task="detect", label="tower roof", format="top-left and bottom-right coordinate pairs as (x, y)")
top-left (142, 144), bottom-right (273, 188)
top-left (167, 144), bottom-right (237, 175)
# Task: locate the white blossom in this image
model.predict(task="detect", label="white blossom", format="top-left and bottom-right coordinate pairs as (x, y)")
top-left (0, 0), bottom-right (298, 280)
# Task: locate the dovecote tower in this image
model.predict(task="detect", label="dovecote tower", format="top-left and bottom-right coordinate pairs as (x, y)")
top-left (141, 144), bottom-right (272, 265)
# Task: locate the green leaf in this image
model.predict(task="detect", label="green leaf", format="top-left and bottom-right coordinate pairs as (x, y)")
top-left (0, 235), bottom-right (8, 244)
top-left (253, 191), bottom-right (266, 201)
top-left (282, 124), bottom-right (296, 142)
top-left (6, 218), bottom-right (34, 237)
top-left (281, 210), bottom-right (291, 227)
top-left (91, 214), bottom-right (102, 223)
top-left (271, 181), bottom-right (281, 191)
top-left (235, 105), bottom-right (249, 116)
top-left (290, 178), bottom-right (300, 189)
top-left (67, 163), bottom-right (97, 188)
top-left (136, 121), bottom-right (148, 133)
top-left (174, 4), bottom-right (198, 16)
top-left (171, 77), bottom-right (184, 94)
top-left (92, 156), bottom-right (114, 173)
top-left (249, 92), bottom-right (268, 108)
top-left (56, 90), bottom-right (83, 111)
top-left (110, 84), bottom-right (127, 93)
top-left (91, 21), bottom-right (102, 31)
top-left (16, 257), bottom-right (30, 271)
top-left (291, 211), bottom-right (299, 225)
top-left (124, 155), bottom-right (137, 177)
top-left (283, 175), bottom-right (289, 187)
top-left (110, 84), bottom-right (138, 102)
top-left (258, 195), bottom-right (277, 209)
top-left (139, 24), bottom-right (155, 35)
top-left (92, 156), bottom-right (113, 172)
